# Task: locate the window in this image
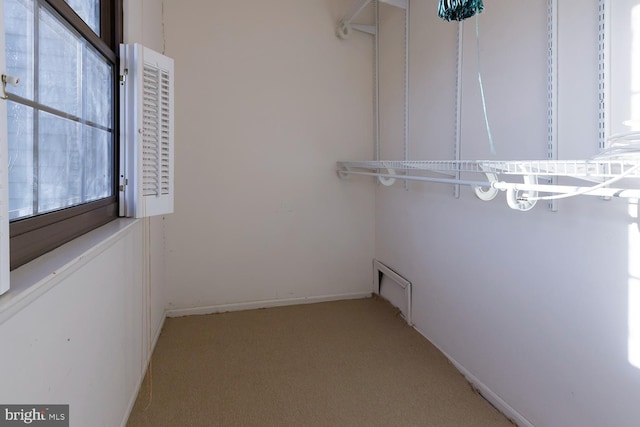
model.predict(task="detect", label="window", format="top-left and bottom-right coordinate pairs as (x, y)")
top-left (3, 0), bottom-right (122, 269)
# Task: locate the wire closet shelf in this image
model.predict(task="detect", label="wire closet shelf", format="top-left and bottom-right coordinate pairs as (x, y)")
top-left (336, 158), bottom-right (640, 212)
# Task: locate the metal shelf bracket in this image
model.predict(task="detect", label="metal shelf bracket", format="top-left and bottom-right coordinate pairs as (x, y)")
top-left (336, 0), bottom-right (407, 39)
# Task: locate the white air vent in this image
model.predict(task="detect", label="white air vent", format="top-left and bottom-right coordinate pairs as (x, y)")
top-left (120, 44), bottom-right (175, 218)
top-left (373, 259), bottom-right (412, 325)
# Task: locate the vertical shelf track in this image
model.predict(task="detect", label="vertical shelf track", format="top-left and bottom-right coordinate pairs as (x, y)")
top-left (403, 0), bottom-right (410, 189)
top-left (375, 0), bottom-right (380, 166)
top-left (547, 0), bottom-right (558, 211)
top-left (454, 22), bottom-right (464, 199)
top-left (598, 0), bottom-right (610, 201)
top-left (598, 0), bottom-right (608, 151)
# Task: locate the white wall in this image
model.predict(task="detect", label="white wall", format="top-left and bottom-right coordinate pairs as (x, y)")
top-left (0, 223), bottom-right (145, 427)
top-left (376, 1), bottom-right (640, 426)
top-left (162, 0), bottom-right (375, 313)
top-left (0, 2), bottom-right (167, 426)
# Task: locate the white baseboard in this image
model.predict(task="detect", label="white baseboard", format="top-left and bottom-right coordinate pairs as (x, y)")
top-left (412, 325), bottom-right (534, 427)
top-left (120, 311), bottom-right (167, 427)
top-left (166, 292), bottom-right (372, 317)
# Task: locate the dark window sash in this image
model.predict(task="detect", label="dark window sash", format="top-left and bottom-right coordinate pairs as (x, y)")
top-left (44, 0), bottom-right (117, 60)
top-left (10, 199), bottom-right (118, 269)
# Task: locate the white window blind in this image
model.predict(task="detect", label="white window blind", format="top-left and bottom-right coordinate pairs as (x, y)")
top-left (120, 43), bottom-right (174, 218)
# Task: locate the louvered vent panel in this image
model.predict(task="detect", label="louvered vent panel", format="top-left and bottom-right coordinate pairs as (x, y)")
top-left (143, 65), bottom-right (161, 197)
top-left (160, 70), bottom-right (171, 195)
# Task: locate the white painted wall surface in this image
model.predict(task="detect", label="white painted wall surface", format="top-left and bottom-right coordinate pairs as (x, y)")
top-left (376, 1), bottom-right (640, 426)
top-left (0, 223), bottom-right (144, 427)
top-left (162, 0), bottom-right (375, 312)
top-left (0, 2), bottom-right (167, 426)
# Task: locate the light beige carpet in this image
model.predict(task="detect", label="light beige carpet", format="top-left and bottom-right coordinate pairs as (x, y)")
top-left (127, 297), bottom-right (513, 427)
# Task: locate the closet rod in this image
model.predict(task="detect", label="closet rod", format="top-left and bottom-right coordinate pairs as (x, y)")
top-left (338, 167), bottom-right (640, 194)
top-left (337, 159), bottom-right (640, 179)
top-left (337, 159), bottom-right (640, 211)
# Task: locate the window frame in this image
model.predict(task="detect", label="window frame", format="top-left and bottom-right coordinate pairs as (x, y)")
top-left (7, 0), bottom-right (123, 270)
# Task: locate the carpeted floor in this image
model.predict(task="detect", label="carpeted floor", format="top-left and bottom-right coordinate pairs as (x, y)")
top-left (127, 297), bottom-right (513, 427)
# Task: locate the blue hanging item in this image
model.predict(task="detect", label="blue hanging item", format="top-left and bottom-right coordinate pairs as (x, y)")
top-left (438, 0), bottom-right (484, 22)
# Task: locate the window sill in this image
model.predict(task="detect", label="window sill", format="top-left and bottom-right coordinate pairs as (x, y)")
top-left (0, 218), bottom-right (139, 326)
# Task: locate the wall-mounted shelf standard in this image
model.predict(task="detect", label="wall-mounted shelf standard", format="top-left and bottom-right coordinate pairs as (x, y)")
top-left (337, 159), bottom-right (640, 211)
